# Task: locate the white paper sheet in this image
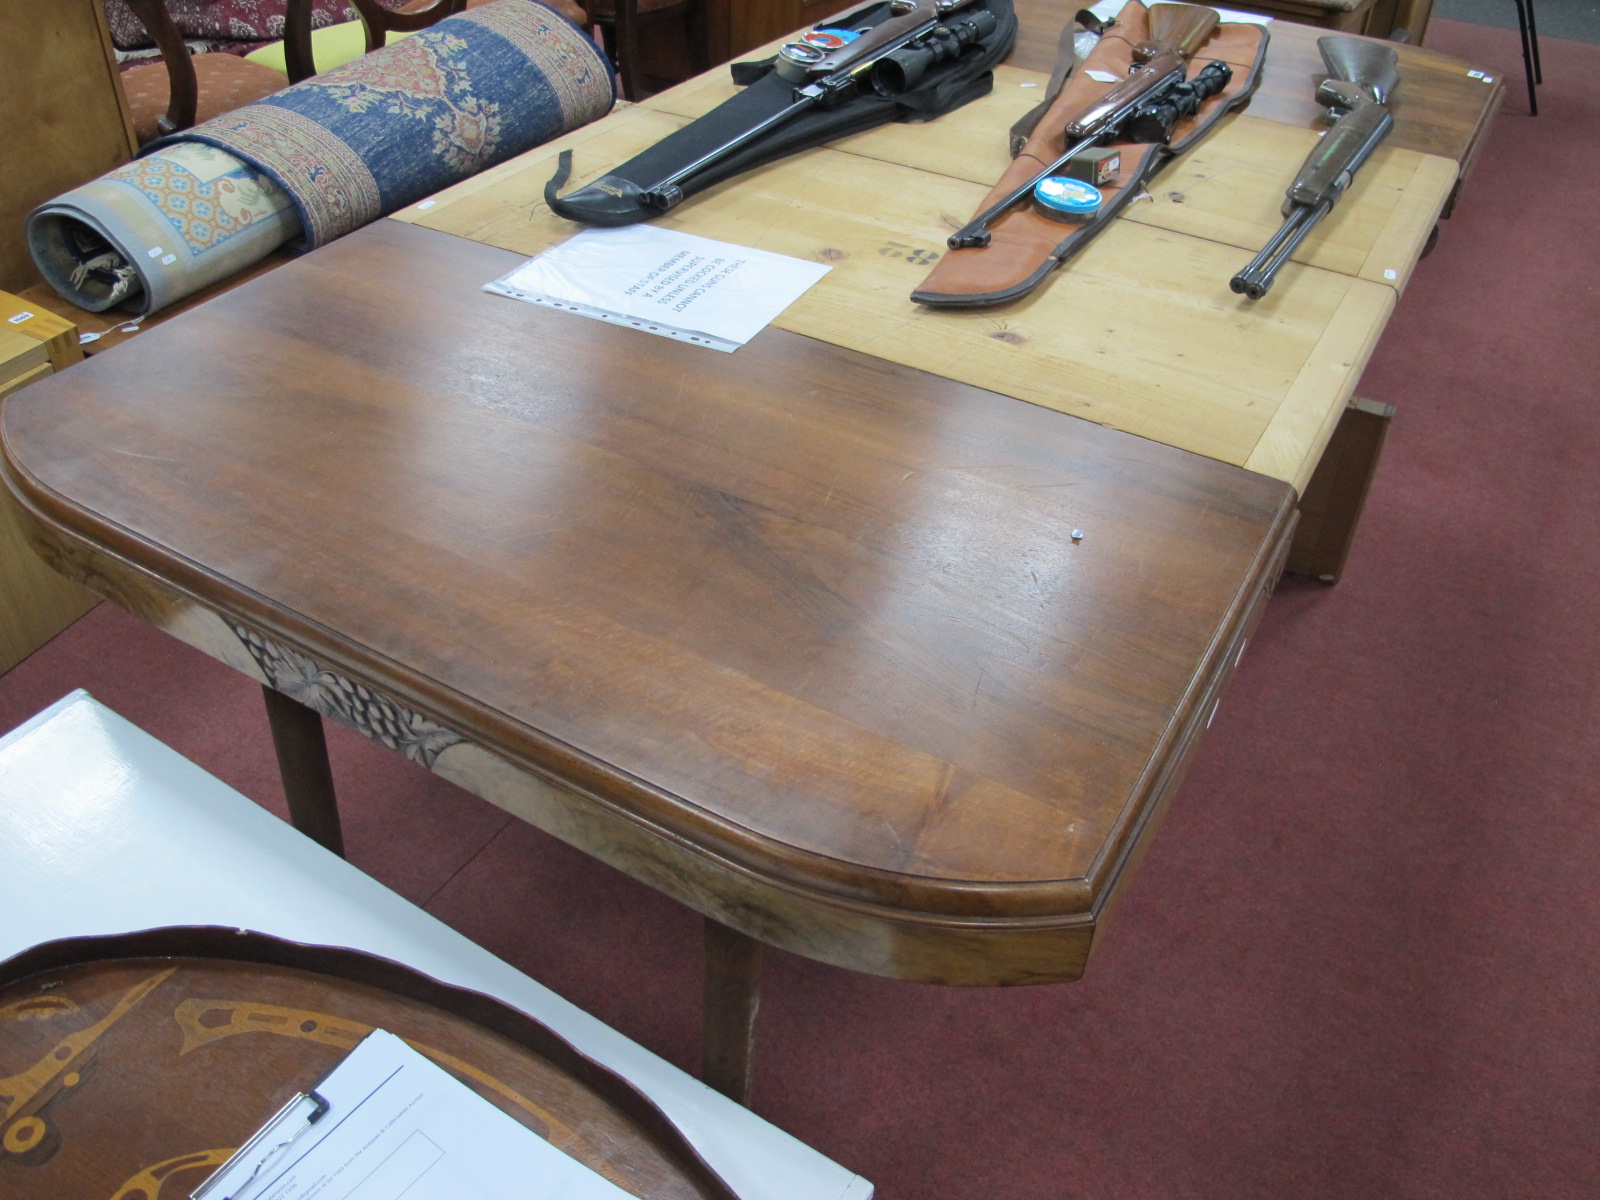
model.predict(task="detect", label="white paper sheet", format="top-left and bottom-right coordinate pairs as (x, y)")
top-left (485, 226), bottom-right (831, 353)
top-left (203, 1030), bottom-right (636, 1200)
top-left (1088, 0), bottom-right (1272, 23)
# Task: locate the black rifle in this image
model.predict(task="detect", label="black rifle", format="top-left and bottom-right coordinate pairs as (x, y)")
top-left (638, 0), bottom-right (991, 212)
top-left (947, 2), bottom-right (1230, 250)
top-left (1230, 36), bottom-right (1399, 299)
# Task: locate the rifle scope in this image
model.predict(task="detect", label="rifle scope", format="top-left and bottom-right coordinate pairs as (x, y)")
top-left (871, 9), bottom-right (998, 94)
top-left (1123, 60), bottom-right (1232, 144)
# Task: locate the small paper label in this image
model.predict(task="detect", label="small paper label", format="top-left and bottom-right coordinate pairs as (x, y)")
top-left (1086, 69), bottom-right (1121, 84)
top-left (1383, 268), bottom-right (1398, 280)
top-left (417, 199), bottom-right (437, 209)
top-left (7, 312), bottom-right (32, 324)
top-left (1093, 0), bottom-right (1269, 24)
top-left (162, 254), bottom-right (177, 265)
top-left (1210, 5), bottom-right (1273, 23)
top-left (146, 246), bottom-right (163, 258)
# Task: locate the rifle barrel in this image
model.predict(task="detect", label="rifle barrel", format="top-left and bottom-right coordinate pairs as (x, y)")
top-left (1228, 200), bottom-right (1330, 299)
top-left (946, 129), bottom-right (1107, 249)
top-left (641, 88), bottom-right (824, 210)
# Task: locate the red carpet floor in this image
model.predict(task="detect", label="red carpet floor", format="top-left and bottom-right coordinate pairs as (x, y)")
top-left (3, 18), bottom-right (1596, 1199)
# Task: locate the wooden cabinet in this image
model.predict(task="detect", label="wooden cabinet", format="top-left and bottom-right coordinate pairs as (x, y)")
top-left (1, 293), bottom-right (96, 673)
top-left (0, 2), bottom-right (129, 667)
top-left (704, 0), bottom-right (839, 63)
top-left (0, 0), bottom-right (139, 294)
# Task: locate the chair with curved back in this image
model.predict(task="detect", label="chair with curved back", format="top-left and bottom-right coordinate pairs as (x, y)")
top-left (115, 0), bottom-right (480, 143)
top-left (279, 0), bottom-right (468, 81)
top-left (118, 0), bottom-right (291, 143)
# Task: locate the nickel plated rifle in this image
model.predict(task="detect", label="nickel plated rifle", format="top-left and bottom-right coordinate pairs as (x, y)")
top-left (1230, 36), bottom-right (1400, 299)
top-left (638, 0), bottom-right (993, 212)
top-left (946, 2), bottom-right (1230, 250)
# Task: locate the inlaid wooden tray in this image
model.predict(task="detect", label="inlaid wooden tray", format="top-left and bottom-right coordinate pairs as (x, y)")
top-left (0, 928), bottom-right (738, 1200)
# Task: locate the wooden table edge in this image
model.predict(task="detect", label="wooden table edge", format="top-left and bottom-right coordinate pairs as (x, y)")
top-left (1, 364), bottom-right (1296, 988)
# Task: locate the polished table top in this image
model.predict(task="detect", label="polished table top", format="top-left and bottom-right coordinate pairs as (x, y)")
top-left (3, 217), bottom-right (1293, 984)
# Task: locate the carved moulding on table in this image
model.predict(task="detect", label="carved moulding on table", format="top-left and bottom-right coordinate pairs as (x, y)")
top-left (226, 620), bottom-right (465, 770)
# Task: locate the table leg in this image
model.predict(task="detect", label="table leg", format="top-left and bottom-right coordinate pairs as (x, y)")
top-left (1286, 396), bottom-right (1395, 585)
top-left (703, 916), bottom-right (763, 1105)
top-left (261, 685), bottom-right (346, 857)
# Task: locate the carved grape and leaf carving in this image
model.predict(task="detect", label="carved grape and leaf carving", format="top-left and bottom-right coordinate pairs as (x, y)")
top-left (226, 622), bottom-right (465, 769)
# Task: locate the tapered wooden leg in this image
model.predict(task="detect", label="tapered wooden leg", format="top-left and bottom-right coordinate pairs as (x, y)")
top-left (703, 917), bottom-right (763, 1105)
top-left (1286, 396), bottom-right (1395, 586)
top-left (261, 685), bottom-right (345, 857)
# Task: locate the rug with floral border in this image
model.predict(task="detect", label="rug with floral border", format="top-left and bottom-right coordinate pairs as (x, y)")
top-left (146, 0), bottom-right (615, 249)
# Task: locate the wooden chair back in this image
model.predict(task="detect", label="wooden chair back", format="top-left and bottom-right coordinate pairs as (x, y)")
top-left (281, 0), bottom-right (470, 82)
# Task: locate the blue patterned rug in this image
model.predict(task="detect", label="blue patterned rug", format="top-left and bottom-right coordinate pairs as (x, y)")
top-left (28, 143), bottom-right (301, 313)
top-left (29, 0), bottom-right (613, 313)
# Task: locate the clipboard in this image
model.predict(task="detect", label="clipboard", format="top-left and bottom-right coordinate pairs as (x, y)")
top-left (191, 1029), bottom-right (640, 1200)
top-left (192, 1090), bottom-right (331, 1200)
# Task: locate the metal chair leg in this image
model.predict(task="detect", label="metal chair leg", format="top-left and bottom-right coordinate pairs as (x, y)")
top-left (1526, 0), bottom-right (1543, 84)
top-left (1513, 0), bottom-right (1539, 115)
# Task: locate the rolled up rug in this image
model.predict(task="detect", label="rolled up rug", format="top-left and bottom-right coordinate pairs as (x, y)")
top-left (29, 0), bottom-right (614, 315)
top-left (27, 143), bottom-right (301, 314)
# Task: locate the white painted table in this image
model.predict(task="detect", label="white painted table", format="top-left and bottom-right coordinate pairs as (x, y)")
top-left (0, 690), bottom-right (873, 1200)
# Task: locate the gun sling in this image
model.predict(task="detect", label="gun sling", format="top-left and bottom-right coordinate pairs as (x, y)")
top-left (912, 2), bottom-right (1268, 308)
top-left (547, 0), bottom-right (1017, 228)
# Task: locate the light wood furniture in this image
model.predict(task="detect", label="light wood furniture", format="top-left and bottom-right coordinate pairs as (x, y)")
top-left (404, 53), bottom-right (1453, 495)
top-left (0, 0), bottom-right (137, 294)
top-left (0, 294), bottom-right (96, 674)
top-left (1, 11), bottom-right (1502, 1105)
top-left (397, 13), bottom-right (1499, 542)
top-left (0, 690), bottom-right (873, 1200)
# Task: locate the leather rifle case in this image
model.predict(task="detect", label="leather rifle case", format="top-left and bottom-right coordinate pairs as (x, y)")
top-left (912, 2), bottom-right (1268, 307)
top-left (546, 0), bottom-right (1017, 227)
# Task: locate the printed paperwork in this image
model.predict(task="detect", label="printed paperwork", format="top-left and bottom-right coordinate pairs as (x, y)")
top-left (192, 1028), bottom-right (636, 1200)
top-left (486, 226), bottom-right (831, 353)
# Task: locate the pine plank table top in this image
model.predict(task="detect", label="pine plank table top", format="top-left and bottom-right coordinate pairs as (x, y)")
top-left (395, 18), bottom-right (1498, 493)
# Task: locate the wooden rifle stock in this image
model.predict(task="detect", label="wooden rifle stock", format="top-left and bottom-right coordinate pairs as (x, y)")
top-left (1230, 37), bottom-right (1398, 299)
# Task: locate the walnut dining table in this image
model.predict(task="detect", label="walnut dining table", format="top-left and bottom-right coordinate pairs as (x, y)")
top-left (0, 10), bottom-right (1500, 1105)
